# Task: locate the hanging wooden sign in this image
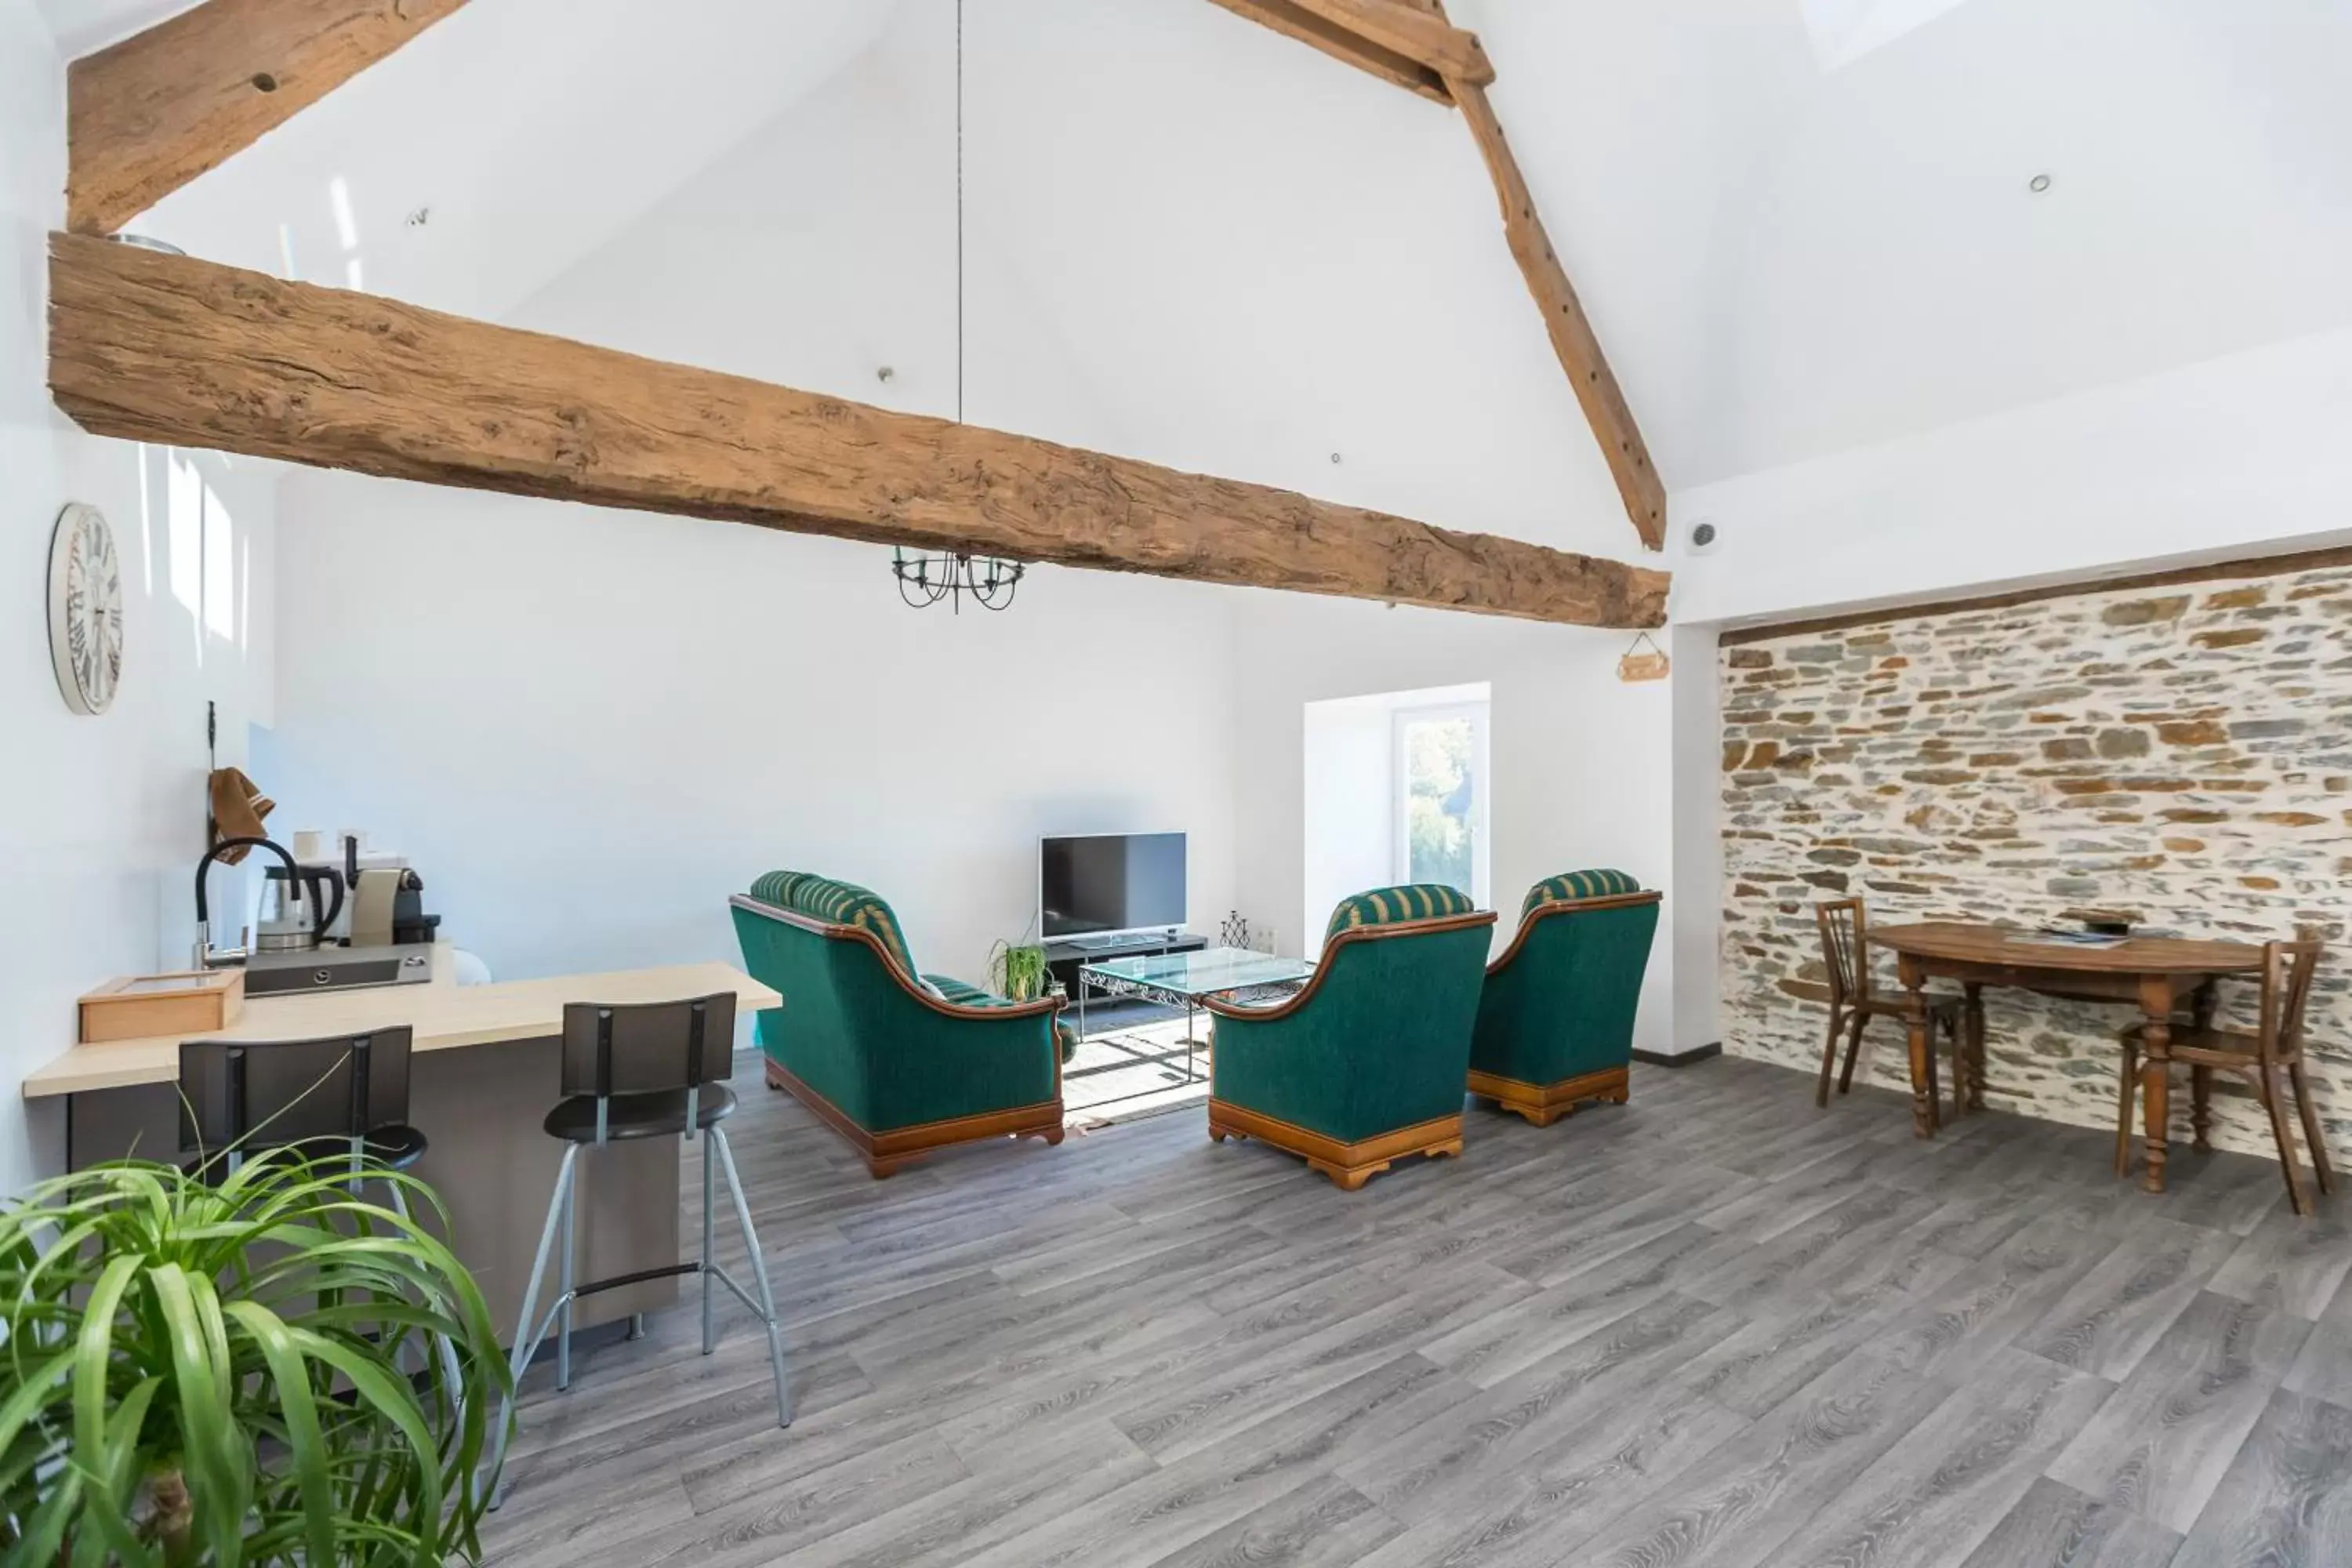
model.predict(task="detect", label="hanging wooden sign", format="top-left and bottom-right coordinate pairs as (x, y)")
top-left (1617, 632), bottom-right (1671, 683)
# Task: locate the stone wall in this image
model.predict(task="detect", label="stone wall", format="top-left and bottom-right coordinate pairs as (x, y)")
top-left (1719, 561), bottom-right (2352, 1165)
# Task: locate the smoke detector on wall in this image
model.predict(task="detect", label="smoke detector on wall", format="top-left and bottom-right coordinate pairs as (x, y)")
top-left (1683, 518), bottom-right (1722, 557)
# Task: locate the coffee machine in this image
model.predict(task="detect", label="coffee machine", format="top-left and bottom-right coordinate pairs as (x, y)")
top-left (340, 833), bottom-right (441, 949)
top-left (197, 829), bottom-right (441, 996)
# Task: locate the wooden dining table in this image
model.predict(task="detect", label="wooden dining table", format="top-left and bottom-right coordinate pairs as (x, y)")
top-left (1867, 921), bottom-right (2267, 1191)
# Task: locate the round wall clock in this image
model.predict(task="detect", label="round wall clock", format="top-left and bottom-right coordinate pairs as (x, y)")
top-left (47, 503), bottom-right (124, 716)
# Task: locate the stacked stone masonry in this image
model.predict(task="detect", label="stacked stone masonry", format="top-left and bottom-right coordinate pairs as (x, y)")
top-left (1720, 564), bottom-right (2351, 1165)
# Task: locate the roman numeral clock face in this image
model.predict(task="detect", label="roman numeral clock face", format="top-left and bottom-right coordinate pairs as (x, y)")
top-left (47, 503), bottom-right (124, 716)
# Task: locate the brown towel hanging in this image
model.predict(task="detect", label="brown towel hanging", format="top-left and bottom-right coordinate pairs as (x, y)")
top-left (207, 767), bottom-right (276, 862)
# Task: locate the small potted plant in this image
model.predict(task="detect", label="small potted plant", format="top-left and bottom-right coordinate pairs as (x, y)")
top-left (0, 1150), bottom-right (507, 1563)
top-left (989, 938), bottom-right (1051, 1004)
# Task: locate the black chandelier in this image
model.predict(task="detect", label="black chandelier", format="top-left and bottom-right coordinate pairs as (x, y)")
top-left (893, 0), bottom-right (1026, 614)
top-left (891, 547), bottom-right (1023, 612)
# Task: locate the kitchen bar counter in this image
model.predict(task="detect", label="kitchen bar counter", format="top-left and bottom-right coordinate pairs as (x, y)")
top-left (22, 950), bottom-right (780, 1098)
top-left (27, 949), bottom-right (783, 1345)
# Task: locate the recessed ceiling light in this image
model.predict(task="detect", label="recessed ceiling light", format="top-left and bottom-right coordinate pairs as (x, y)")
top-left (1330, 452), bottom-right (1343, 465)
top-left (2029, 173), bottom-right (2053, 194)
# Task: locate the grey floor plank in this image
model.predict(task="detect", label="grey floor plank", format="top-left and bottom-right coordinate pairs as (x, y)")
top-left (2282, 1268), bottom-right (2352, 1411)
top-left (1138, 1472), bottom-right (1400, 1568)
top-left (761, 1418), bottom-right (1157, 1568)
top-left (471, 1051), bottom-right (2343, 1568)
top-left (2018, 1216), bottom-right (2244, 1381)
top-left (1565, 1352), bottom-right (1957, 1568)
top-left (2046, 1290), bottom-right (2313, 1533)
top-left (1955, 1476), bottom-right (2183, 1568)
top-left (2207, 1203), bottom-right (2352, 1322)
top-left (1420, 1221), bottom-right (1751, 1388)
top-left (1874, 1212), bottom-right (2130, 1383)
top-left (1766, 1348), bottom-right (2114, 1568)
top-left (1335, 1291), bottom-right (1746, 1526)
top-left (2170, 1389), bottom-right (2352, 1568)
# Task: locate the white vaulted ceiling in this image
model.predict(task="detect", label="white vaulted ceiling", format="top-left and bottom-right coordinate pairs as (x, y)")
top-left (35, 0), bottom-right (2352, 508)
top-left (45, 0), bottom-right (902, 323)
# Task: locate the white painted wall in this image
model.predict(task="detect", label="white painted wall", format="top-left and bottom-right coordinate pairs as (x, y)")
top-left (1670, 325), bottom-right (2352, 627)
top-left (260, 22), bottom-right (1238, 993)
top-left (0, 0), bottom-right (278, 1189)
top-left (1301, 697), bottom-right (1394, 957)
top-left (1230, 593), bottom-right (1677, 1054)
top-left (1667, 622), bottom-right (1723, 1056)
top-left (263, 475), bottom-right (1237, 990)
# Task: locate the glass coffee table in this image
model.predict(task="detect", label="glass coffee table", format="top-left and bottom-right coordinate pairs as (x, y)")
top-left (1075, 947), bottom-right (1316, 1093)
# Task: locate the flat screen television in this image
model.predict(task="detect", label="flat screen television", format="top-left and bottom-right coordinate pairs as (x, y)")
top-left (1040, 832), bottom-right (1187, 941)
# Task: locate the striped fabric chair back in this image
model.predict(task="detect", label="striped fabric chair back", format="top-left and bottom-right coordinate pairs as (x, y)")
top-left (1325, 884), bottom-right (1478, 942)
top-left (749, 870), bottom-right (919, 979)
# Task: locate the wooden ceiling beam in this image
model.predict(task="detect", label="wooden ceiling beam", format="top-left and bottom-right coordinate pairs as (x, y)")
top-left (67, 0), bottom-right (470, 236)
top-left (48, 234), bottom-right (1670, 629)
top-left (1448, 77), bottom-right (1667, 550)
top-left (1201, 0), bottom-right (1453, 103)
top-left (1285, 0), bottom-right (1493, 85)
top-left (1207, 0), bottom-right (1669, 552)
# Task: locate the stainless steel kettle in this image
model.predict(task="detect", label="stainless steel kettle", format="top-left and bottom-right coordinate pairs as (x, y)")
top-left (256, 862), bottom-right (346, 953)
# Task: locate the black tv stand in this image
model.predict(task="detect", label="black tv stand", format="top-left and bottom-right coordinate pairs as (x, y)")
top-left (1043, 929), bottom-right (1205, 997)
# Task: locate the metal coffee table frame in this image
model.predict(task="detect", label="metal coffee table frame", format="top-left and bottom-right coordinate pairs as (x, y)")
top-left (1072, 947), bottom-right (1314, 1106)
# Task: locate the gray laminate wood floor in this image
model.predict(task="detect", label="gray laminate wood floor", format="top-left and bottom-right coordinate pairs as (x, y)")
top-left (478, 1053), bottom-right (2352, 1568)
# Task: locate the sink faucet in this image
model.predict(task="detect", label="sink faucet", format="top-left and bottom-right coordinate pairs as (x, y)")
top-left (194, 835), bottom-right (302, 968)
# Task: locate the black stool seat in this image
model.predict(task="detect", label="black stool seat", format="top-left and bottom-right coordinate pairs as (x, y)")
top-left (181, 1124), bottom-right (430, 1174)
top-left (542, 1083), bottom-right (738, 1144)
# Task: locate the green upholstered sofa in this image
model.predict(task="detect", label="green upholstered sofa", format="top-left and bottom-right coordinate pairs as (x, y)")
top-left (1201, 884), bottom-right (1497, 1189)
top-left (729, 872), bottom-right (1066, 1178)
top-left (1468, 869), bottom-right (1661, 1126)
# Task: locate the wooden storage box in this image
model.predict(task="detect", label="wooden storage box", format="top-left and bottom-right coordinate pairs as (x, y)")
top-left (78, 968), bottom-right (245, 1044)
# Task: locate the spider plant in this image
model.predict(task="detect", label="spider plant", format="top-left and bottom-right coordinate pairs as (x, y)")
top-left (0, 1149), bottom-right (509, 1566)
top-left (989, 938), bottom-right (1051, 1003)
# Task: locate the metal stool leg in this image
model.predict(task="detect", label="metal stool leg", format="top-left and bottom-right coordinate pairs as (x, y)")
top-left (487, 1142), bottom-right (580, 1509)
top-left (701, 1137), bottom-right (717, 1356)
top-left (556, 1155), bottom-right (577, 1392)
top-left (711, 1127), bottom-right (792, 1428)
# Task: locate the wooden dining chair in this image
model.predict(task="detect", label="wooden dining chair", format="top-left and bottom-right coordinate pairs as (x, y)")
top-left (2117, 939), bottom-right (2335, 1215)
top-left (1814, 898), bottom-right (1965, 1113)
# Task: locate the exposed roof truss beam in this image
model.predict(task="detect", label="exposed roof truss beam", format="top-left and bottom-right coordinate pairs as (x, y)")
top-left (1210, 0), bottom-right (1668, 550)
top-left (1201, 0), bottom-right (1454, 102)
top-left (48, 234), bottom-right (1671, 629)
top-left (67, 0), bottom-right (470, 236)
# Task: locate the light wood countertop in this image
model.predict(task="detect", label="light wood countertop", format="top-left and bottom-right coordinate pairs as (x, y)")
top-left (23, 950), bottom-right (780, 1099)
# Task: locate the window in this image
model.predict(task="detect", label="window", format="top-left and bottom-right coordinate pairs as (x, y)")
top-left (1394, 701), bottom-right (1490, 906)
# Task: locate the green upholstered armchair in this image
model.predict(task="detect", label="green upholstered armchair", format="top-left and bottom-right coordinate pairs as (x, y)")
top-left (1201, 884), bottom-right (1497, 1190)
top-left (729, 872), bottom-right (1066, 1178)
top-left (1469, 869), bottom-right (1661, 1126)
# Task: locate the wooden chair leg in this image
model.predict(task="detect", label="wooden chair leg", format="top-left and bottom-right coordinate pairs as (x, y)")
top-left (2289, 1060), bottom-right (2335, 1196)
top-left (2190, 1064), bottom-right (2213, 1152)
top-left (1836, 1012), bottom-right (1867, 1096)
top-left (2257, 1065), bottom-right (2315, 1218)
top-left (1816, 1008), bottom-right (1846, 1108)
top-left (2114, 1037), bottom-right (2140, 1178)
top-left (1945, 1011), bottom-right (1968, 1121)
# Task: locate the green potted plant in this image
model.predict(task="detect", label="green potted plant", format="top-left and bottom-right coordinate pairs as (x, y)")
top-left (988, 939), bottom-right (1051, 1004)
top-left (0, 1150), bottom-right (507, 1564)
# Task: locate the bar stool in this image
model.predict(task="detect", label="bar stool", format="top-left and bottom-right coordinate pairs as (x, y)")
top-left (177, 1028), bottom-right (464, 1410)
top-left (488, 994), bottom-right (789, 1504)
